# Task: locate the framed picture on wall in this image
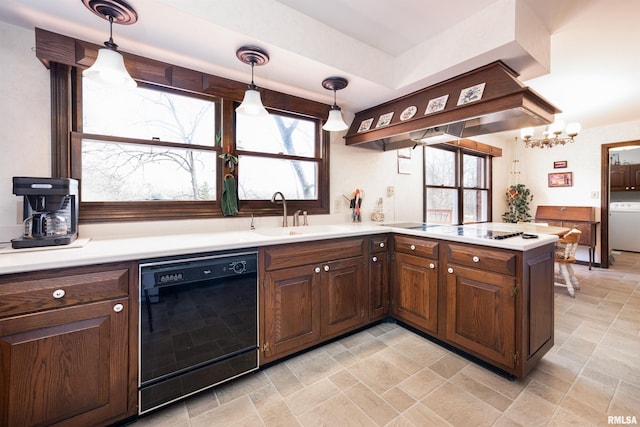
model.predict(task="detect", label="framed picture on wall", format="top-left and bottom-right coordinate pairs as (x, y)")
top-left (548, 172), bottom-right (573, 187)
top-left (553, 160), bottom-right (568, 169)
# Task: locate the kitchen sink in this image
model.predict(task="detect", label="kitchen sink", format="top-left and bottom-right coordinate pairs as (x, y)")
top-left (252, 225), bottom-right (352, 237)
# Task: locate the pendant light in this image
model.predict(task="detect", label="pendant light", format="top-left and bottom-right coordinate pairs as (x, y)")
top-left (236, 46), bottom-right (270, 117)
top-left (82, 0), bottom-right (138, 88)
top-left (322, 77), bottom-right (349, 132)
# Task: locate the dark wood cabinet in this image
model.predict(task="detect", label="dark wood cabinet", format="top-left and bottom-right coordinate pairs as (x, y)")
top-left (368, 235), bottom-right (389, 321)
top-left (610, 163), bottom-right (640, 191)
top-left (0, 263), bottom-right (137, 427)
top-left (262, 265), bottom-right (321, 360)
top-left (260, 238), bottom-right (367, 364)
top-left (391, 235), bottom-right (439, 333)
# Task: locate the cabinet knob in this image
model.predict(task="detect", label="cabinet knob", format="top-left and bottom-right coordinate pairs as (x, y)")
top-left (113, 303), bottom-right (124, 313)
top-left (379, 242), bottom-right (385, 248)
top-left (314, 267), bottom-right (321, 273)
top-left (410, 244), bottom-right (416, 251)
top-left (447, 267), bottom-right (454, 274)
top-left (323, 265), bottom-right (330, 272)
top-left (429, 263), bottom-right (435, 269)
top-left (52, 289), bottom-right (65, 299)
top-left (472, 256), bottom-right (480, 263)
top-left (372, 256), bottom-right (378, 262)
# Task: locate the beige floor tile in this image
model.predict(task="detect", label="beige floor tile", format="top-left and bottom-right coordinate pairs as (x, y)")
top-left (534, 351), bottom-right (582, 384)
top-left (375, 346), bottom-right (424, 375)
top-left (610, 382), bottom-right (640, 418)
top-left (296, 393), bottom-right (374, 427)
top-left (230, 413), bottom-right (265, 427)
top-left (348, 350), bottom-right (412, 395)
top-left (184, 388), bottom-right (218, 419)
top-left (344, 382), bottom-right (399, 426)
top-left (249, 383), bottom-right (285, 411)
top-left (397, 368), bottom-right (445, 400)
top-left (347, 336), bottom-right (389, 359)
top-left (459, 364), bottom-right (529, 400)
top-left (285, 348), bottom-right (342, 386)
top-left (190, 395), bottom-right (257, 427)
top-left (523, 378), bottom-right (565, 405)
top-left (385, 414), bottom-right (426, 427)
top-left (259, 400), bottom-right (300, 427)
top-left (402, 401), bottom-right (451, 426)
top-left (381, 387), bottom-right (416, 412)
top-left (560, 376), bottom-right (617, 422)
top-left (422, 382), bottom-right (501, 426)
top-left (264, 363), bottom-right (304, 398)
top-left (215, 370), bottom-right (270, 404)
top-left (586, 345), bottom-right (640, 386)
top-left (332, 348), bottom-right (360, 367)
top-left (501, 390), bottom-right (557, 427)
top-left (329, 368), bottom-right (359, 390)
top-left (390, 333), bottom-right (447, 366)
top-left (547, 408), bottom-right (597, 427)
top-left (133, 401), bottom-right (189, 427)
top-left (528, 367), bottom-right (572, 394)
top-left (429, 353), bottom-right (469, 379)
top-left (449, 372), bottom-right (513, 411)
top-left (286, 378), bottom-right (340, 416)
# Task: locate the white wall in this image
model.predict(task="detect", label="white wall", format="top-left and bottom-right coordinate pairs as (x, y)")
top-left (3, 21), bottom-right (640, 254)
top-left (0, 22), bottom-right (51, 242)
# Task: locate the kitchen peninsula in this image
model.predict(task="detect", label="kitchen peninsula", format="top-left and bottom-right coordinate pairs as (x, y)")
top-left (0, 222), bottom-right (562, 426)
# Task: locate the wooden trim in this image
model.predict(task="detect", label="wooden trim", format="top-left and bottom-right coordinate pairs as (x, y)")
top-left (50, 62), bottom-right (71, 176)
top-left (35, 28), bottom-right (329, 119)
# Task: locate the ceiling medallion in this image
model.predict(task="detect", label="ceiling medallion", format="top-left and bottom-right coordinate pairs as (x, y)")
top-left (81, 0), bottom-right (138, 25)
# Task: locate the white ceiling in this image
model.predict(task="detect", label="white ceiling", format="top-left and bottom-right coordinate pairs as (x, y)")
top-left (1, 0), bottom-right (639, 133)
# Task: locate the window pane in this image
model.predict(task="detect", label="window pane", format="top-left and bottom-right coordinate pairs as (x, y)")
top-left (463, 190), bottom-right (488, 223)
top-left (238, 156), bottom-right (317, 200)
top-left (425, 188), bottom-right (457, 224)
top-left (425, 147), bottom-right (455, 186)
top-left (463, 154), bottom-right (485, 188)
top-left (236, 114), bottom-right (316, 157)
top-left (83, 79), bottom-right (217, 146)
top-left (81, 139), bottom-right (216, 201)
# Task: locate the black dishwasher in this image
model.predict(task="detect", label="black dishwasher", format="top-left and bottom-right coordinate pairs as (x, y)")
top-left (138, 249), bottom-right (258, 414)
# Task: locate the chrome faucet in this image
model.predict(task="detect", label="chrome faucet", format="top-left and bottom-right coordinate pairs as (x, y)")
top-left (271, 191), bottom-right (288, 227)
top-left (293, 210), bottom-right (302, 226)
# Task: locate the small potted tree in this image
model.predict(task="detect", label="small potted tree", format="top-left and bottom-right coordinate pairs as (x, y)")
top-left (502, 184), bottom-right (533, 223)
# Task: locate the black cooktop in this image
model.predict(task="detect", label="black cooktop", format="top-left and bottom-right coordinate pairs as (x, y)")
top-left (389, 223), bottom-right (524, 240)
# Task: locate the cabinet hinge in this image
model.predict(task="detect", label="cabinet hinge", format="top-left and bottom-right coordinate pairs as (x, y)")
top-left (262, 342), bottom-right (270, 353)
top-left (513, 352), bottom-right (520, 366)
top-left (262, 278), bottom-right (267, 289)
top-left (511, 286), bottom-right (519, 297)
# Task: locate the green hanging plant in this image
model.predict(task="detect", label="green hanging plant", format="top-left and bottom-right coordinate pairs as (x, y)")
top-left (502, 184), bottom-right (533, 223)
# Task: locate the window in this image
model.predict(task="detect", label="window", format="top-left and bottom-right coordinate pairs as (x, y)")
top-left (79, 80), bottom-right (219, 202)
top-left (424, 146), bottom-right (491, 224)
top-left (235, 110), bottom-right (327, 212)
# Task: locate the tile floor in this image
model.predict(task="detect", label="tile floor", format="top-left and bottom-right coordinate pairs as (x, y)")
top-left (130, 252), bottom-right (640, 427)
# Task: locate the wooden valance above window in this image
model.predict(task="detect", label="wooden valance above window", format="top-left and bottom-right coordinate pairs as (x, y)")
top-left (34, 28), bottom-right (330, 119)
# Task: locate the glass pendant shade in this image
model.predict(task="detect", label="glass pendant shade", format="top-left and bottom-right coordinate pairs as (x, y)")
top-left (322, 108), bottom-right (348, 131)
top-left (83, 47), bottom-right (137, 88)
top-left (235, 87), bottom-right (268, 116)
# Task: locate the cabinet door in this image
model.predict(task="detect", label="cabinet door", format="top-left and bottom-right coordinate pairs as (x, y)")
top-left (263, 265), bottom-right (320, 360)
top-left (369, 251), bottom-right (389, 321)
top-left (631, 164), bottom-right (640, 189)
top-left (445, 264), bottom-right (515, 369)
top-left (392, 252), bottom-right (438, 334)
top-left (321, 257), bottom-right (366, 337)
top-left (0, 298), bottom-right (128, 427)
top-left (610, 165), bottom-right (629, 190)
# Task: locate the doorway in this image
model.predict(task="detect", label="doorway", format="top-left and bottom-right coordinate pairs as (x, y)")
top-left (600, 140), bottom-right (640, 268)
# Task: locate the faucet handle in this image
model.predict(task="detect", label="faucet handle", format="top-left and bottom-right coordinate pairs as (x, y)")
top-left (293, 210), bottom-right (302, 226)
top-left (303, 211), bottom-right (308, 226)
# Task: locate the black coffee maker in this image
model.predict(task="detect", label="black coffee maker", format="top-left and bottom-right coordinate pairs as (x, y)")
top-left (11, 177), bottom-right (79, 249)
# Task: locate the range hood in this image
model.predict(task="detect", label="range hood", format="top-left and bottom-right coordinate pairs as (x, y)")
top-left (345, 62), bottom-right (560, 151)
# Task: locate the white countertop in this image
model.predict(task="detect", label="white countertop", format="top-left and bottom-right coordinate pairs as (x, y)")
top-left (0, 222), bottom-right (561, 275)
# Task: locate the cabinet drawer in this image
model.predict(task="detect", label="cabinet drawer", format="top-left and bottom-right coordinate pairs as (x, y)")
top-left (263, 238), bottom-right (364, 271)
top-left (446, 243), bottom-right (517, 276)
top-left (370, 235), bottom-right (389, 253)
top-left (393, 235), bottom-right (439, 259)
top-left (0, 266), bottom-right (130, 318)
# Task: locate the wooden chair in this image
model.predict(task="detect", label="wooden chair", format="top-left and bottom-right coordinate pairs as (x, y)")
top-left (555, 228), bottom-right (582, 297)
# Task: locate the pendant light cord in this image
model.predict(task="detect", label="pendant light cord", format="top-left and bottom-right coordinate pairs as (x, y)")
top-left (104, 15), bottom-right (118, 50)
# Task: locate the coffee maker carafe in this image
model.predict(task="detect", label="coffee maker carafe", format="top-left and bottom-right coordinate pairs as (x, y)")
top-left (11, 177), bottom-right (79, 249)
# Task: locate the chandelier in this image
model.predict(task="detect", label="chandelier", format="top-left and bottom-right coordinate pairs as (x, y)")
top-left (520, 121), bottom-right (581, 148)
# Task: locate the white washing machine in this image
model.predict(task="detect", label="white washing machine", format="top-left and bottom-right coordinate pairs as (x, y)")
top-left (610, 202), bottom-right (640, 252)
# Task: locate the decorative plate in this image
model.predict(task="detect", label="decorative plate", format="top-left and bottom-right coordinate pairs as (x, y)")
top-left (376, 112), bottom-right (394, 128)
top-left (457, 83), bottom-right (486, 105)
top-left (425, 94), bottom-right (449, 114)
top-left (400, 106), bottom-right (417, 121)
top-left (357, 118), bottom-right (374, 133)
